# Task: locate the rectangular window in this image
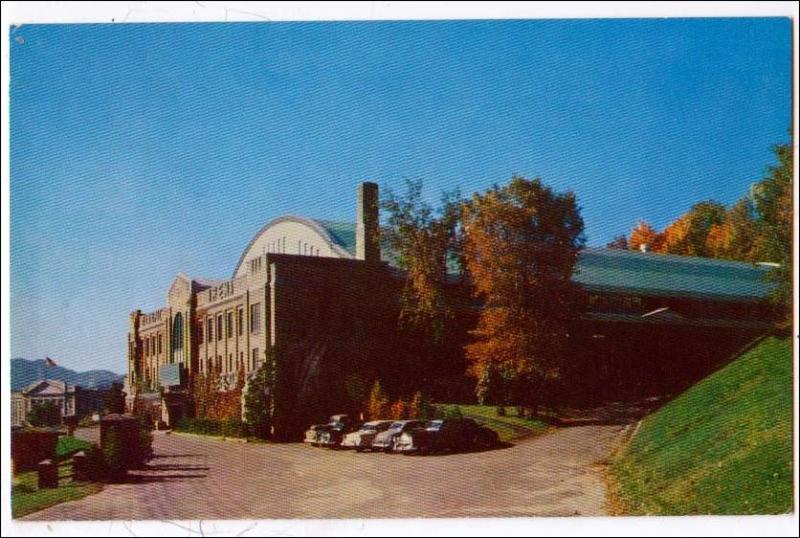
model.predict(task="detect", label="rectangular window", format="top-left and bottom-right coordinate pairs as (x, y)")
top-left (207, 318), bottom-right (213, 343)
top-left (158, 334), bottom-right (163, 354)
top-left (237, 307), bottom-right (244, 336)
top-left (250, 303), bottom-right (261, 334)
top-left (226, 311), bottom-right (234, 338)
top-left (252, 348), bottom-right (259, 370)
top-left (216, 314), bottom-right (223, 341)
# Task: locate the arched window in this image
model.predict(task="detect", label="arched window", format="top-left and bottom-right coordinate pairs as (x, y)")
top-left (172, 312), bottom-right (183, 352)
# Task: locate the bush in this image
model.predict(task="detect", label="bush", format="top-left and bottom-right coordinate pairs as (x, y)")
top-left (409, 391), bottom-right (435, 420)
top-left (367, 380), bottom-right (390, 420)
top-left (389, 399), bottom-right (408, 419)
top-left (496, 406), bottom-right (506, 417)
top-left (175, 417), bottom-right (247, 438)
top-left (132, 415), bottom-right (153, 468)
top-left (222, 419), bottom-right (247, 438)
top-left (102, 428), bottom-right (126, 480)
top-left (56, 436), bottom-right (93, 461)
top-left (82, 444), bottom-right (108, 481)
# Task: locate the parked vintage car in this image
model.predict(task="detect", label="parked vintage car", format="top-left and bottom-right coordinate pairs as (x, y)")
top-left (341, 420), bottom-right (394, 451)
top-left (394, 418), bottom-right (499, 454)
top-left (370, 419), bottom-right (428, 452)
top-left (303, 424), bottom-right (331, 446)
top-left (316, 414), bottom-right (361, 448)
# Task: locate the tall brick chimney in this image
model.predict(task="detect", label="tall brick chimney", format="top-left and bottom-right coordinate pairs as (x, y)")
top-left (356, 182), bottom-right (380, 263)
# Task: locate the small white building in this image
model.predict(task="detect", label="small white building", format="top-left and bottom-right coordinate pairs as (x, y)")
top-left (11, 379), bottom-right (99, 427)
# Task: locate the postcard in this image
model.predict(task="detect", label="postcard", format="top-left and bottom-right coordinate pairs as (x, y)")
top-left (3, 2), bottom-right (797, 536)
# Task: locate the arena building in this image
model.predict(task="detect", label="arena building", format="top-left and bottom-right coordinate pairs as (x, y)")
top-left (126, 183), bottom-right (776, 438)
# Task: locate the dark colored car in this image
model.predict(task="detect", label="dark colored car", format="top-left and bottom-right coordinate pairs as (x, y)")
top-left (370, 420), bottom-right (427, 452)
top-left (394, 418), bottom-right (499, 454)
top-left (316, 414), bottom-right (362, 448)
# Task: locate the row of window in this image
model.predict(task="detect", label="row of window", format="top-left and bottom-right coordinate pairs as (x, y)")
top-left (143, 333), bottom-right (164, 358)
top-left (248, 239), bottom-right (322, 273)
top-left (198, 303), bottom-right (261, 345)
top-left (199, 348), bottom-right (261, 375)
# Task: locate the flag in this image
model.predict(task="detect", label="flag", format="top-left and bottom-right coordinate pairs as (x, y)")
top-left (44, 357), bottom-right (57, 367)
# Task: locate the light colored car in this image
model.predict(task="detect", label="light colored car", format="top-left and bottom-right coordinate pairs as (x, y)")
top-left (341, 420), bottom-right (393, 451)
top-left (303, 424), bottom-right (330, 446)
top-left (371, 420), bottom-right (427, 452)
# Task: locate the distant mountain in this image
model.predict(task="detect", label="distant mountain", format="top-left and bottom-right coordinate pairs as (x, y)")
top-left (11, 358), bottom-right (125, 391)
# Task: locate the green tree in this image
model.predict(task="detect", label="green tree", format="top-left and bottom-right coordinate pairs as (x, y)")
top-left (462, 176), bottom-right (586, 413)
top-left (753, 140), bottom-right (793, 313)
top-left (244, 355), bottom-right (276, 439)
top-left (27, 400), bottom-right (61, 427)
top-left (382, 179), bottom-right (462, 344)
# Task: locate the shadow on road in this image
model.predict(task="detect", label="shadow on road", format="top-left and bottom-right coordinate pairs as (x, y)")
top-left (127, 473), bottom-right (207, 483)
top-left (144, 463), bottom-right (210, 471)
top-left (396, 441), bottom-right (515, 457)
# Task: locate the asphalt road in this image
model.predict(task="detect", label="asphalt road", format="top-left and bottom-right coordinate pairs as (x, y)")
top-left (23, 424), bottom-right (625, 520)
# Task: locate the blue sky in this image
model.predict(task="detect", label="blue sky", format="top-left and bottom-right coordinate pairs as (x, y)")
top-left (10, 19), bottom-right (792, 373)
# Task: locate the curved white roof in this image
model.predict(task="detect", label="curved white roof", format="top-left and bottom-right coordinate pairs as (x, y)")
top-left (232, 216), bottom-right (355, 278)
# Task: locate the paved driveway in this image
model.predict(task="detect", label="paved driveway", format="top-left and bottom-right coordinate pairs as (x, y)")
top-left (24, 425), bottom-right (624, 520)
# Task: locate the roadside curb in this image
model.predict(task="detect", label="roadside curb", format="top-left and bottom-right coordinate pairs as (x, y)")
top-left (170, 431), bottom-right (249, 443)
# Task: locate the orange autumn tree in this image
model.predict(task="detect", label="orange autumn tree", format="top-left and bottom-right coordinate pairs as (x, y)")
top-left (705, 198), bottom-right (758, 261)
top-left (660, 201), bottom-right (726, 257)
top-left (462, 177), bottom-right (586, 413)
top-left (628, 220), bottom-right (663, 252)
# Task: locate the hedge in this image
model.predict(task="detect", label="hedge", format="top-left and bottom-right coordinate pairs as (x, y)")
top-left (175, 418), bottom-right (248, 438)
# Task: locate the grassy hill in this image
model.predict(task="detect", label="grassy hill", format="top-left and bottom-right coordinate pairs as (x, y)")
top-left (610, 335), bottom-right (793, 515)
top-left (435, 404), bottom-right (550, 443)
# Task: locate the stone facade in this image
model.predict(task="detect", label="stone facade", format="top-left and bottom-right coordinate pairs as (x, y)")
top-left (126, 183), bottom-right (390, 436)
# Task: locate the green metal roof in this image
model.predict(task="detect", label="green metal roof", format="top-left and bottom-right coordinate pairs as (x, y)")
top-left (315, 220), bottom-right (357, 255)
top-left (574, 248), bottom-right (772, 302)
top-left (310, 219), bottom-right (772, 302)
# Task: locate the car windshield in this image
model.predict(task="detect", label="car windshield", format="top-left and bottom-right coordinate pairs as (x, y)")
top-left (388, 422), bottom-right (405, 430)
top-left (360, 425), bottom-right (377, 432)
top-left (426, 420), bottom-right (444, 430)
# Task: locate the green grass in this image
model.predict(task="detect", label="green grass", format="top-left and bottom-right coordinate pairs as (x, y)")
top-left (56, 436), bottom-right (93, 460)
top-left (435, 404), bottom-right (551, 443)
top-left (12, 460), bottom-right (103, 518)
top-left (610, 336), bottom-right (793, 515)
